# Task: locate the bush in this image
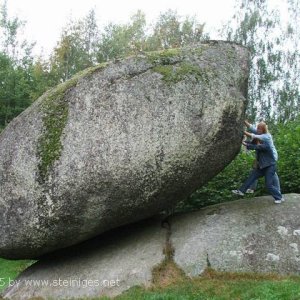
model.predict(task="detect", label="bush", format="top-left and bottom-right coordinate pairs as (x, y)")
top-left (276, 119), bottom-right (300, 193)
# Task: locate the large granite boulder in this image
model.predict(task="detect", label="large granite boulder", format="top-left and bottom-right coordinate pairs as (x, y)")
top-left (0, 41), bottom-right (249, 259)
top-left (2, 194), bottom-right (300, 300)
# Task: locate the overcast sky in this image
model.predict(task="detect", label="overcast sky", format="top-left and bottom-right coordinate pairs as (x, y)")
top-left (6, 0), bottom-right (238, 56)
top-left (6, 0), bottom-right (287, 57)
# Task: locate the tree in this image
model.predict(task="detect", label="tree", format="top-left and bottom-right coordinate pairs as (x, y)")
top-left (96, 9), bottom-right (207, 62)
top-left (222, 0), bottom-right (300, 123)
top-left (0, 0), bottom-right (35, 62)
top-left (149, 10), bottom-right (182, 49)
top-left (146, 10), bottom-right (207, 51)
top-left (82, 8), bottom-right (100, 64)
top-left (49, 9), bottom-right (99, 82)
top-left (96, 10), bottom-right (147, 62)
top-left (96, 22), bottom-right (131, 62)
top-left (50, 26), bottom-right (90, 82)
top-left (127, 10), bottom-right (147, 53)
top-left (274, 0), bottom-right (300, 122)
top-left (0, 52), bottom-right (15, 127)
top-left (29, 57), bottom-right (53, 101)
top-left (0, 0), bottom-right (36, 129)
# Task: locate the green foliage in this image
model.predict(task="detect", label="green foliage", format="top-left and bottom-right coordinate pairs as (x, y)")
top-left (49, 12), bottom-right (98, 83)
top-left (176, 118), bottom-right (300, 212)
top-left (0, 1), bottom-right (42, 130)
top-left (29, 57), bottom-right (55, 101)
top-left (96, 22), bottom-right (133, 62)
top-left (96, 11), bottom-right (147, 62)
top-left (96, 9), bottom-right (208, 63)
top-left (0, 0), bottom-right (29, 60)
top-left (0, 51), bottom-right (34, 129)
top-left (275, 118), bottom-right (300, 193)
top-left (145, 10), bottom-right (207, 51)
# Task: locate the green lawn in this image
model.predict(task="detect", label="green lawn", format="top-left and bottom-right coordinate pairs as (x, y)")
top-left (110, 278), bottom-right (300, 300)
top-left (110, 269), bottom-right (300, 300)
top-left (1, 260), bottom-right (300, 300)
top-left (0, 258), bottom-right (34, 292)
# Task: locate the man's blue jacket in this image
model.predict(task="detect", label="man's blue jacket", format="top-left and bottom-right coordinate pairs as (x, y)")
top-left (246, 142), bottom-right (276, 169)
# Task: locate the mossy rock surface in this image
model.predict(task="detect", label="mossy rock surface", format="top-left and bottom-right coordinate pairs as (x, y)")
top-left (0, 41), bottom-right (249, 259)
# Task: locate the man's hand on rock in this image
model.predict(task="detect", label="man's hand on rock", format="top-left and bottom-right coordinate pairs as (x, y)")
top-left (244, 120), bottom-right (251, 127)
top-left (244, 131), bottom-right (252, 138)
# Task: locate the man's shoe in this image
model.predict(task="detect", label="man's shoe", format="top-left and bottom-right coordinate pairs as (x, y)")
top-left (246, 189), bottom-right (255, 194)
top-left (232, 190), bottom-right (244, 196)
top-left (274, 198), bottom-right (285, 204)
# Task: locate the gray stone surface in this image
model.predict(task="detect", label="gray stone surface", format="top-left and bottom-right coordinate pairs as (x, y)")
top-left (0, 41), bottom-right (249, 259)
top-left (3, 194), bottom-right (300, 300)
top-left (3, 218), bottom-right (166, 300)
top-left (171, 193), bottom-right (300, 276)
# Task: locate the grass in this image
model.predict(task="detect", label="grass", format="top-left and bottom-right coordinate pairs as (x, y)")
top-left (110, 268), bottom-right (300, 300)
top-left (1, 261), bottom-right (300, 300)
top-left (0, 258), bottom-right (34, 292)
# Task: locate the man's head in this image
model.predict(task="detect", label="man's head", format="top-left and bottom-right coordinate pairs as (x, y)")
top-left (257, 122), bottom-right (268, 134)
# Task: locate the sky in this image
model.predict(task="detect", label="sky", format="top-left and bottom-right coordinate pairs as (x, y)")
top-left (6, 0), bottom-right (238, 57)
